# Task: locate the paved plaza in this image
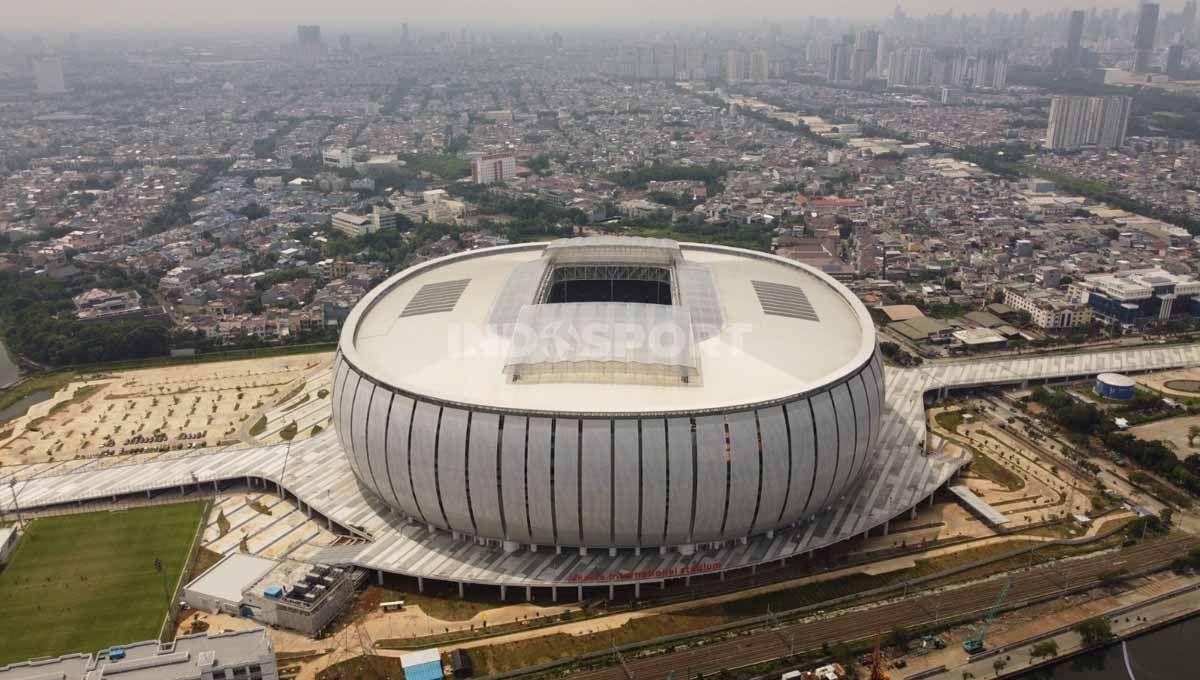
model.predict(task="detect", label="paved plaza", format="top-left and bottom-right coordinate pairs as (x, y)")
top-left (2, 345), bottom-right (1198, 589)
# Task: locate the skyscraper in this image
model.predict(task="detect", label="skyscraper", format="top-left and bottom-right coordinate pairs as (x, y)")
top-left (401, 23), bottom-right (410, 45)
top-left (1167, 44), bottom-right (1185, 75)
top-left (1134, 3), bottom-right (1159, 72)
top-left (1184, 2), bottom-right (1197, 43)
top-left (875, 34), bottom-right (889, 76)
top-left (887, 47), bottom-right (932, 88)
top-left (297, 25), bottom-right (324, 64)
top-left (32, 56), bottom-right (65, 95)
top-left (930, 48), bottom-right (968, 88)
top-left (850, 47), bottom-right (869, 85)
top-left (749, 50), bottom-right (770, 82)
top-left (1046, 95), bottom-right (1132, 150)
top-left (1065, 10), bottom-right (1086, 70)
top-left (726, 49), bottom-right (744, 83)
top-left (972, 50), bottom-right (1008, 90)
top-left (654, 44), bottom-right (676, 80)
top-left (828, 43), bottom-right (853, 83)
top-left (855, 30), bottom-right (880, 76)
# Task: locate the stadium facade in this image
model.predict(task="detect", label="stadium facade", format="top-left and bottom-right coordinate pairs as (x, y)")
top-left (331, 237), bottom-right (884, 556)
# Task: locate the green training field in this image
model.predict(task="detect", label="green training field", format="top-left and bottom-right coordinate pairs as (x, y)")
top-left (0, 502), bottom-right (205, 666)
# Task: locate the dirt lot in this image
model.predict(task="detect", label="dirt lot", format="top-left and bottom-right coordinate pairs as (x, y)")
top-left (0, 353), bottom-right (331, 467)
top-left (1129, 413), bottom-right (1200, 459)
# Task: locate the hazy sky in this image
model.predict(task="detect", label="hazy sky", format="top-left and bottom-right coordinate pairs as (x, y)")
top-left (6, 1), bottom-right (1169, 32)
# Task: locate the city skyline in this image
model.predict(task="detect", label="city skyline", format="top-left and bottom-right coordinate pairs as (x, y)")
top-left (3, 0), bottom-right (1195, 32)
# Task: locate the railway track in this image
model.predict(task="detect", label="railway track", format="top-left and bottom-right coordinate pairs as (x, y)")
top-left (560, 535), bottom-right (1196, 680)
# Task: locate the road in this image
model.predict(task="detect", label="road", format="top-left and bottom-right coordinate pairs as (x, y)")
top-left (561, 535), bottom-right (1197, 680)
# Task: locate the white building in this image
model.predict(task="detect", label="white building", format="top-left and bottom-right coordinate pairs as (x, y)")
top-left (1046, 95), bottom-right (1131, 150)
top-left (185, 554), bottom-right (358, 637)
top-left (32, 57), bottom-right (66, 95)
top-left (471, 153), bottom-right (517, 185)
top-left (331, 206), bottom-right (399, 237)
top-left (0, 629), bottom-right (277, 680)
top-left (1004, 285), bottom-right (1093, 329)
top-left (940, 87), bottom-right (964, 105)
top-left (322, 147), bottom-right (354, 169)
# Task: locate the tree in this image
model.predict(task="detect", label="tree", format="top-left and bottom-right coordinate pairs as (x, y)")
top-left (889, 624), bottom-right (911, 651)
top-left (993, 658), bottom-right (1007, 676)
top-left (1160, 507), bottom-right (1174, 526)
top-left (238, 202), bottom-right (270, 220)
top-left (830, 642), bottom-right (853, 668)
top-left (1073, 616), bottom-right (1114, 648)
top-left (1030, 639), bottom-right (1059, 663)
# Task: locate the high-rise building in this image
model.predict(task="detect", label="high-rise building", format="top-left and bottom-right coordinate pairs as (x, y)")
top-left (401, 22), bottom-right (410, 44)
top-left (749, 50), bottom-right (770, 82)
top-left (1065, 10), bottom-right (1086, 70)
top-left (887, 47), bottom-right (932, 87)
top-left (875, 34), bottom-right (889, 76)
top-left (654, 44), bottom-right (676, 80)
top-left (685, 47), bottom-right (705, 80)
top-left (615, 46), bottom-right (638, 78)
top-left (1134, 3), bottom-right (1160, 72)
top-left (32, 56), bottom-right (66, 95)
top-left (849, 47), bottom-right (869, 85)
top-left (1167, 44), bottom-right (1185, 75)
top-left (297, 25), bottom-right (324, 63)
top-left (828, 43), bottom-right (853, 82)
top-left (1046, 95), bottom-right (1132, 150)
top-left (726, 49), bottom-right (744, 82)
top-left (855, 30), bottom-right (880, 76)
top-left (972, 50), bottom-right (1008, 90)
top-left (929, 48), bottom-right (968, 88)
top-left (1184, 2), bottom-right (1197, 43)
top-left (636, 45), bottom-right (655, 79)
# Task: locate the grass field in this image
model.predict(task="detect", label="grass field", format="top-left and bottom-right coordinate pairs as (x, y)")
top-left (935, 410), bottom-right (965, 433)
top-left (968, 451), bottom-right (1026, 492)
top-left (0, 502), bottom-right (205, 665)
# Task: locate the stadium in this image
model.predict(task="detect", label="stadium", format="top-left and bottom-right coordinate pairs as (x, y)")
top-left (331, 236), bottom-right (884, 556)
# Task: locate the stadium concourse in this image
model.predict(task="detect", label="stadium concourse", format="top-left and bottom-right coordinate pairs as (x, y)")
top-left (3, 344), bottom-right (1200, 598)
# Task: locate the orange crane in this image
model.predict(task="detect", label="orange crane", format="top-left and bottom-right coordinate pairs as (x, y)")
top-left (870, 631), bottom-right (891, 680)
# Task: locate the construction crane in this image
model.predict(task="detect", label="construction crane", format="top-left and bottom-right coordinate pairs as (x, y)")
top-left (962, 575), bottom-right (1013, 654)
top-left (870, 631), bottom-right (891, 680)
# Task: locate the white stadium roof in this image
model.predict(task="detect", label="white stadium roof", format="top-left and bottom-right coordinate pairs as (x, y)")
top-left (343, 240), bottom-right (873, 414)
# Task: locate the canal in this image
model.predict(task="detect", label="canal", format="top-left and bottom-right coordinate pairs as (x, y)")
top-left (1014, 615), bottom-right (1199, 679)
